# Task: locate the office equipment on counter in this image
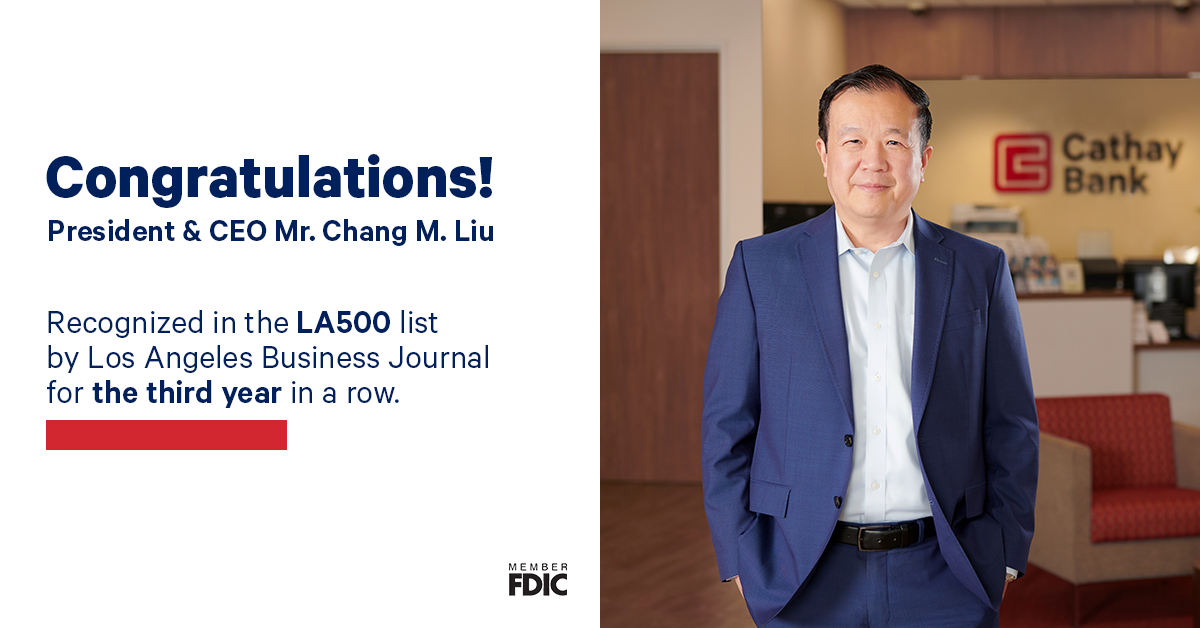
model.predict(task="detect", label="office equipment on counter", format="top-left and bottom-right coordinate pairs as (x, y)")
top-left (950, 204), bottom-right (1025, 255)
top-left (950, 204), bottom-right (1022, 235)
top-left (1124, 260), bottom-right (1197, 339)
top-left (762, 202), bottom-right (830, 234)
top-left (1081, 258), bottom-right (1122, 291)
top-left (1075, 231), bottom-right (1121, 292)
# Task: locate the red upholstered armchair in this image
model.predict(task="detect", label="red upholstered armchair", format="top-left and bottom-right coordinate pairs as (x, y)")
top-left (1029, 394), bottom-right (1200, 625)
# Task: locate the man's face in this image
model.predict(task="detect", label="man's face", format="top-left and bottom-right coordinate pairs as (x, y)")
top-left (816, 87), bottom-right (932, 225)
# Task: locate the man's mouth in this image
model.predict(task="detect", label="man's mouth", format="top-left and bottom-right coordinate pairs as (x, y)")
top-left (855, 183), bottom-right (891, 191)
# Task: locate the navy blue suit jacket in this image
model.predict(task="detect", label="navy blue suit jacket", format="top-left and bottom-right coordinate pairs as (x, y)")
top-left (701, 209), bottom-right (1038, 626)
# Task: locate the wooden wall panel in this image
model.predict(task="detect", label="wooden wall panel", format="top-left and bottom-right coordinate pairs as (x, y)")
top-left (600, 53), bottom-right (719, 482)
top-left (844, 6), bottom-right (1200, 79)
top-left (845, 9), bottom-right (995, 79)
top-left (996, 6), bottom-right (1157, 78)
top-left (1160, 6), bottom-right (1200, 76)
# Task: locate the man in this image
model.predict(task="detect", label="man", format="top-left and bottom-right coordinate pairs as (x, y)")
top-left (701, 65), bottom-right (1038, 627)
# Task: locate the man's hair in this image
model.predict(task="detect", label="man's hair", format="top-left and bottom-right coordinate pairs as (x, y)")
top-left (818, 64), bottom-right (932, 149)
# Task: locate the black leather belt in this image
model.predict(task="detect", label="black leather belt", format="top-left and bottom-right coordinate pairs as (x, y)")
top-left (834, 517), bottom-right (936, 552)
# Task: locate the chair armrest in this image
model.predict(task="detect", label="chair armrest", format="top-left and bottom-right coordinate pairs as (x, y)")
top-left (1174, 422), bottom-right (1200, 490)
top-left (1032, 433), bottom-right (1092, 570)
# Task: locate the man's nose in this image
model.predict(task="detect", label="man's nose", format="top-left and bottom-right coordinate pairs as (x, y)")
top-left (860, 142), bottom-right (888, 171)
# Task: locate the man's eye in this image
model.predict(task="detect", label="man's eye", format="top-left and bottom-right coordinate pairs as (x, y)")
top-left (887, 140), bottom-right (902, 146)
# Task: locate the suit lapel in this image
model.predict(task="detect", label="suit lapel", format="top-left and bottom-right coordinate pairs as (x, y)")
top-left (796, 211), bottom-right (854, 427)
top-left (910, 213), bottom-right (954, 434)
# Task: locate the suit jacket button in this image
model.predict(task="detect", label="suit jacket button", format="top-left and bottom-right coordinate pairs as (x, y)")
top-left (834, 496), bottom-right (842, 508)
top-left (844, 434), bottom-right (853, 447)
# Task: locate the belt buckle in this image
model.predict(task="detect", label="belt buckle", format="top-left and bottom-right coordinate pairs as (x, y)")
top-left (856, 524), bottom-right (894, 552)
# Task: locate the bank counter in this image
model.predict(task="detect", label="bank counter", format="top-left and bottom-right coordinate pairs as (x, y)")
top-left (1016, 291), bottom-right (1200, 428)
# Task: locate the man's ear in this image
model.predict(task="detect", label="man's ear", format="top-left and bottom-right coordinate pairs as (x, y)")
top-left (920, 144), bottom-right (932, 182)
top-left (816, 138), bottom-right (829, 178)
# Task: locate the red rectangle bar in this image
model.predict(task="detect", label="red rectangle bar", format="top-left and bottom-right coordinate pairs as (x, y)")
top-left (47, 420), bottom-right (287, 450)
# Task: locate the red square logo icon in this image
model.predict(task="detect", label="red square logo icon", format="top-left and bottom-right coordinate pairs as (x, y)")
top-left (994, 133), bottom-right (1051, 192)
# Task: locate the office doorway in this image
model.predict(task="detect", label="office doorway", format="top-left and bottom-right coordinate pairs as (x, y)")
top-left (600, 53), bottom-right (719, 482)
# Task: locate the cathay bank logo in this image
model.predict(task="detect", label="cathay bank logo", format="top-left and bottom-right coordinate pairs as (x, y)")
top-left (994, 133), bottom-right (1051, 192)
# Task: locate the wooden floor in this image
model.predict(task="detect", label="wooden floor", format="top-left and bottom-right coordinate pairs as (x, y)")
top-left (601, 481), bottom-right (752, 628)
top-left (601, 482), bottom-right (1194, 628)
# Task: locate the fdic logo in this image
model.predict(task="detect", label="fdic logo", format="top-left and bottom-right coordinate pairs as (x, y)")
top-left (994, 133), bottom-right (1052, 192)
top-left (508, 562), bottom-right (567, 596)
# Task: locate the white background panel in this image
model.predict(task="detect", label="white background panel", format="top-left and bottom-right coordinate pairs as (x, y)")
top-left (0, 2), bottom-right (598, 626)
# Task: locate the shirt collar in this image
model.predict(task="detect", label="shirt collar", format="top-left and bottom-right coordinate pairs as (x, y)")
top-left (834, 208), bottom-right (915, 256)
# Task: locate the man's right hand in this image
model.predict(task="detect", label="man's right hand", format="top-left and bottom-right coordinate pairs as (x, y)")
top-left (733, 575), bottom-right (744, 599)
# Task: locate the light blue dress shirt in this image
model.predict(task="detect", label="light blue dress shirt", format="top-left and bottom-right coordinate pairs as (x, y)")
top-left (834, 209), bottom-right (932, 524)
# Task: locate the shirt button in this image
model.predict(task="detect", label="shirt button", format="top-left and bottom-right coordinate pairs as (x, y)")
top-left (874, 373), bottom-right (882, 381)
top-left (844, 434), bottom-right (853, 447)
top-left (872, 271), bottom-right (880, 278)
top-left (874, 322), bottom-right (882, 329)
top-left (871, 481), bottom-right (880, 490)
top-left (873, 427), bottom-right (881, 435)
top-left (834, 496), bottom-right (843, 508)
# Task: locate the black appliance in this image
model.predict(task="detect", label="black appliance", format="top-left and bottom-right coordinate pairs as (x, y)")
top-left (1123, 260), bottom-right (1197, 339)
top-left (763, 202), bottom-right (831, 234)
